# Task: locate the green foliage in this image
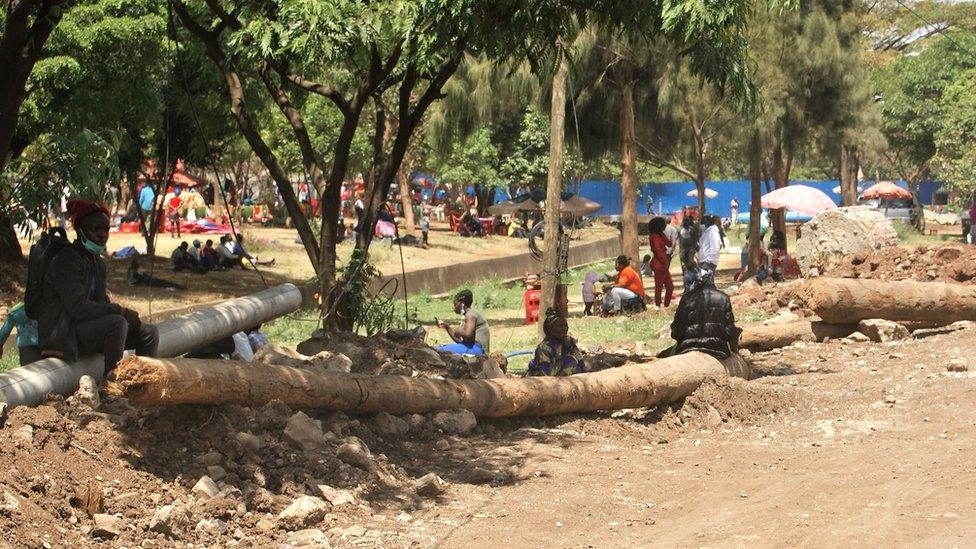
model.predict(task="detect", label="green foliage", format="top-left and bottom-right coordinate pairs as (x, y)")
top-left (935, 71), bottom-right (976, 194)
top-left (335, 250), bottom-right (398, 336)
top-left (433, 128), bottom-right (504, 189)
top-left (1, 130), bottom-right (119, 236)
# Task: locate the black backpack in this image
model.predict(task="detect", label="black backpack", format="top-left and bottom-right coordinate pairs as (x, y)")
top-left (24, 226), bottom-right (71, 320)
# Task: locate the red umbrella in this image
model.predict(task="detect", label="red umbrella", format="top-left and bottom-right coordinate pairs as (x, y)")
top-left (861, 181), bottom-right (912, 200)
top-left (760, 185), bottom-right (837, 216)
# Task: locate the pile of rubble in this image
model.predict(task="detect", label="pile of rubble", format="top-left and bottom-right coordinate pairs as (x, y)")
top-left (794, 206), bottom-right (899, 274)
top-left (0, 381), bottom-right (494, 548)
top-left (290, 329), bottom-right (506, 379)
top-left (812, 244), bottom-right (976, 284)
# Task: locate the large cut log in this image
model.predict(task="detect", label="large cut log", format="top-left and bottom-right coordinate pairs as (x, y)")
top-left (111, 352), bottom-right (751, 417)
top-left (797, 278), bottom-right (976, 324)
top-left (738, 320), bottom-right (857, 352)
top-left (0, 284), bottom-right (302, 410)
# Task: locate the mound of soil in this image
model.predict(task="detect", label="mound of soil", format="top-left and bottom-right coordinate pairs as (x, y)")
top-left (794, 207), bottom-right (899, 273)
top-left (813, 244), bottom-right (976, 284)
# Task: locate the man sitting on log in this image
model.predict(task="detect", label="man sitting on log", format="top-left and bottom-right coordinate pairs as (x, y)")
top-left (670, 269), bottom-right (741, 359)
top-left (527, 308), bottom-right (586, 376)
top-left (38, 200), bottom-right (159, 375)
top-left (435, 289), bottom-right (490, 356)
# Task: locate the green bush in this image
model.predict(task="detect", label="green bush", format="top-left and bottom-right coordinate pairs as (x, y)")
top-left (195, 207), bottom-right (207, 219)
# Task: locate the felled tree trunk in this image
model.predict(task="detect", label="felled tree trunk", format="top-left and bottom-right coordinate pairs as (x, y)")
top-left (797, 278), bottom-right (976, 324)
top-left (111, 352), bottom-right (750, 417)
top-left (739, 320), bottom-right (857, 352)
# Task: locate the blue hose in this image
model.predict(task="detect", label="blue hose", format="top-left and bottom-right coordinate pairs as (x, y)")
top-left (505, 350), bottom-right (534, 359)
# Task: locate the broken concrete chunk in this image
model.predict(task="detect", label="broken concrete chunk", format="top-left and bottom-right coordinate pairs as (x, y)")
top-left (149, 503), bottom-right (191, 538)
top-left (432, 410), bottom-right (477, 435)
top-left (414, 473), bottom-right (447, 497)
top-left (289, 528), bottom-right (332, 548)
top-left (77, 375), bottom-right (100, 409)
top-left (192, 476), bottom-right (220, 500)
top-left (91, 513), bottom-right (122, 539)
top-left (335, 437), bottom-right (372, 470)
top-left (277, 496), bottom-right (330, 531)
top-left (372, 412), bottom-right (409, 438)
top-left (284, 411), bottom-right (327, 451)
top-left (858, 319), bottom-right (909, 342)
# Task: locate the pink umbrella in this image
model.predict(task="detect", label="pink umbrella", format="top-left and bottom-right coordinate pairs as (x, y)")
top-left (760, 185), bottom-right (837, 216)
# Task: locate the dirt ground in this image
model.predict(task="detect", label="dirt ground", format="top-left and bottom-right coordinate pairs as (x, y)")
top-left (3, 324), bottom-right (976, 547)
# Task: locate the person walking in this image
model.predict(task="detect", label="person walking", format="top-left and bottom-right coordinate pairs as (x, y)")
top-left (698, 215), bottom-right (722, 276)
top-left (677, 215), bottom-right (700, 289)
top-left (648, 217), bottom-right (675, 308)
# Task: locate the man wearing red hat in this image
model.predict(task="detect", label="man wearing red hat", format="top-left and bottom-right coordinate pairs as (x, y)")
top-left (37, 200), bottom-right (158, 375)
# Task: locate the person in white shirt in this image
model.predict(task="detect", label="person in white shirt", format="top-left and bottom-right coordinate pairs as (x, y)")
top-left (698, 215), bottom-right (722, 275)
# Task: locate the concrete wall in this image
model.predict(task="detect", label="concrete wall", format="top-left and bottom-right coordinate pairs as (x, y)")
top-left (375, 236), bottom-right (621, 298)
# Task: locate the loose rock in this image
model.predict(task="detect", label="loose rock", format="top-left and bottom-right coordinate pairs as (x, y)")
top-left (858, 319), bottom-right (910, 343)
top-left (284, 411), bottom-right (328, 451)
top-left (76, 375), bottom-right (100, 409)
top-left (336, 437), bottom-right (373, 470)
top-left (192, 476), bottom-right (220, 500)
top-left (149, 503), bottom-right (191, 538)
top-left (288, 528), bottom-right (332, 548)
top-left (432, 410), bottom-right (477, 435)
top-left (414, 473), bottom-right (447, 497)
top-left (91, 513), bottom-right (122, 539)
top-left (277, 496), bottom-right (330, 531)
top-left (373, 412), bottom-right (409, 438)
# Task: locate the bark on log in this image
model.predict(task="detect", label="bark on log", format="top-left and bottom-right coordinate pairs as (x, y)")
top-left (111, 352), bottom-right (750, 417)
top-left (739, 321), bottom-right (857, 352)
top-left (797, 278), bottom-right (976, 324)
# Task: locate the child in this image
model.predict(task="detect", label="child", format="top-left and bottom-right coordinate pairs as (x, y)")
top-left (581, 271), bottom-right (598, 316)
top-left (421, 214), bottom-right (430, 248)
top-left (0, 302), bottom-right (40, 365)
top-left (640, 254), bottom-right (652, 277)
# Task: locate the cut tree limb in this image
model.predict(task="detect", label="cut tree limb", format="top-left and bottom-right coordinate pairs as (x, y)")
top-left (797, 278), bottom-right (976, 324)
top-left (739, 321), bottom-right (857, 352)
top-left (111, 352), bottom-right (750, 417)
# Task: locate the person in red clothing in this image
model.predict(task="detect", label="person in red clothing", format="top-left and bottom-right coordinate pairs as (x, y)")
top-left (167, 189), bottom-right (183, 239)
top-left (648, 217), bottom-right (674, 307)
top-left (602, 255), bottom-right (646, 314)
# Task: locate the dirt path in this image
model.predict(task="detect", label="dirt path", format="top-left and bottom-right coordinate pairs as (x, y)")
top-left (348, 329), bottom-right (976, 548)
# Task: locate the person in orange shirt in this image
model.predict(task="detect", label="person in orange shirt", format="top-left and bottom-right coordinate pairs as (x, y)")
top-left (602, 255), bottom-right (646, 314)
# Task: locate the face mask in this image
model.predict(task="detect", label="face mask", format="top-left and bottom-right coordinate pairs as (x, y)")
top-left (80, 230), bottom-right (106, 255)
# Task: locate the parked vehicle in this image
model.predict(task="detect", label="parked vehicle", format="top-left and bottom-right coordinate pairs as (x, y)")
top-left (857, 193), bottom-right (924, 231)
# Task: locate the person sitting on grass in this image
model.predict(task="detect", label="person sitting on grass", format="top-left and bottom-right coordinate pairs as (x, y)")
top-left (38, 199), bottom-right (158, 376)
top-left (170, 241), bottom-right (207, 274)
top-left (0, 302), bottom-right (40, 366)
top-left (527, 308), bottom-right (587, 376)
top-left (435, 289), bottom-right (490, 356)
top-left (601, 255), bottom-right (646, 315)
top-left (199, 239), bottom-right (218, 271)
top-left (232, 234), bottom-right (276, 266)
top-left (670, 269), bottom-right (741, 359)
top-left (216, 235), bottom-right (244, 269)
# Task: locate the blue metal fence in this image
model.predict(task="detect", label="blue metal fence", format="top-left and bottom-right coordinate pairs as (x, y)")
top-left (572, 179), bottom-right (944, 217)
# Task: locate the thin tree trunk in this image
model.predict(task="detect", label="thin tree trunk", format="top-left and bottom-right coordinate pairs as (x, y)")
top-left (747, 133), bottom-right (763, 277)
top-left (539, 56), bottom-right (568, 337)
top-left (619, 77), bottom-right (640, 267)
top-left (770, 142), bottom-right (788, 252)
top-left (397, 167), bottom-right (415, 235)
top-left (840, 144), bottom-right (859, 207)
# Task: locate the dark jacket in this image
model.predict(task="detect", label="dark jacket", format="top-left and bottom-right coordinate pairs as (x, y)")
top-left (670, 284), bottom-right (740, 359)
top-left (38, 241), bottom-right (122, 361)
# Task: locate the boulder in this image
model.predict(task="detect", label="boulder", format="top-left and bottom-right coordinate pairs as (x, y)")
top-left (277, 496), bottom-right (330, 531)
top-left (795, 207), bottom-right (899, 274)
top-left (284, 411), bottom-right (328, 451)
top-left (858, 319), bottom-right (910, 342)
top-left (336, 437), bottom-right (372, 470)
top-left (414, 473), bottom-right (447, 497)
top-left (432, 410), bottom-right (477, 435)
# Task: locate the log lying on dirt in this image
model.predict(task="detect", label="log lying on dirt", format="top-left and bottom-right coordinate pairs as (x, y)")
top-left (797, 278), bottom-right (976, 324)
top-left (0, 284), bottom-right (302, 410)
top-left (111, 352), bottom-right (751, 417)
top-left (739, 321), bottom-right (857, 352)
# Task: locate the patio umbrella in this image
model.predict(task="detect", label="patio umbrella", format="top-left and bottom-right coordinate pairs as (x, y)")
top-left (832, 185), bottom-right (863, 194)
top-left (760, 185), bottom-right (837, 216)
top-left (686, 187), bottom-right (718, 199)
top-left (861, 181), bottom-right (912, 200)
top-left (561, 195), bottom-right (602, 216)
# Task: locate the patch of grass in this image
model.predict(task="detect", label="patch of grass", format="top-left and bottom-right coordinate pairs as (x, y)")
top-left (263, 308), bottom-right (321, 347)
top-left (0, 353), bottom-right (18, 372)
